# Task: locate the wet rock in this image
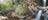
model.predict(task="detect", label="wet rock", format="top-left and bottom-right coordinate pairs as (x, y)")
top-left (0, 16), bottom-right (8, 20)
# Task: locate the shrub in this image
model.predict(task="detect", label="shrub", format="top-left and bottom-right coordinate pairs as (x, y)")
top-left (0, 2), bottom-right (15, 12)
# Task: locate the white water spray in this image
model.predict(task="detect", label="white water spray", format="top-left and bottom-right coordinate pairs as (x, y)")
top-left (43, 0), bottom-right (46, 9)
top-left (43, 0), bottom-right (46, 7)
top-left (35, 0), bottom-right (46, 20)
top-left (36, 10), bottom-right (42, 20)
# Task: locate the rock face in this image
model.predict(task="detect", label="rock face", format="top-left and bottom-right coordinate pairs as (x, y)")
top-left (0, 16), bottom-right (8, 20)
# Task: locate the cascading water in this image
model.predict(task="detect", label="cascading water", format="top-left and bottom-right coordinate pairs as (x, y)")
top-left (35, 10), bottom-right (42, 20)
top-left (43, 0), bottom-right (46, 7)
top-left (35, 0), bottom-right (46, 20)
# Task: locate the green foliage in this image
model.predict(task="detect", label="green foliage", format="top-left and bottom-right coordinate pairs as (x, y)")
top-left (17, 4), bottom-right (27, 15)
top-left (0, 2), bottom-right (15, 12)
top-left (0, 0), bottom-right (27, 16)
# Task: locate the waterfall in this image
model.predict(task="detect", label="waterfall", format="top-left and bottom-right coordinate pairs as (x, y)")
top-left (43, 0), bottom-right (46, 7)
top-left (35, 10), bottom-right (42, 20)
top-left (35, 0), bottom-right (46, 20)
